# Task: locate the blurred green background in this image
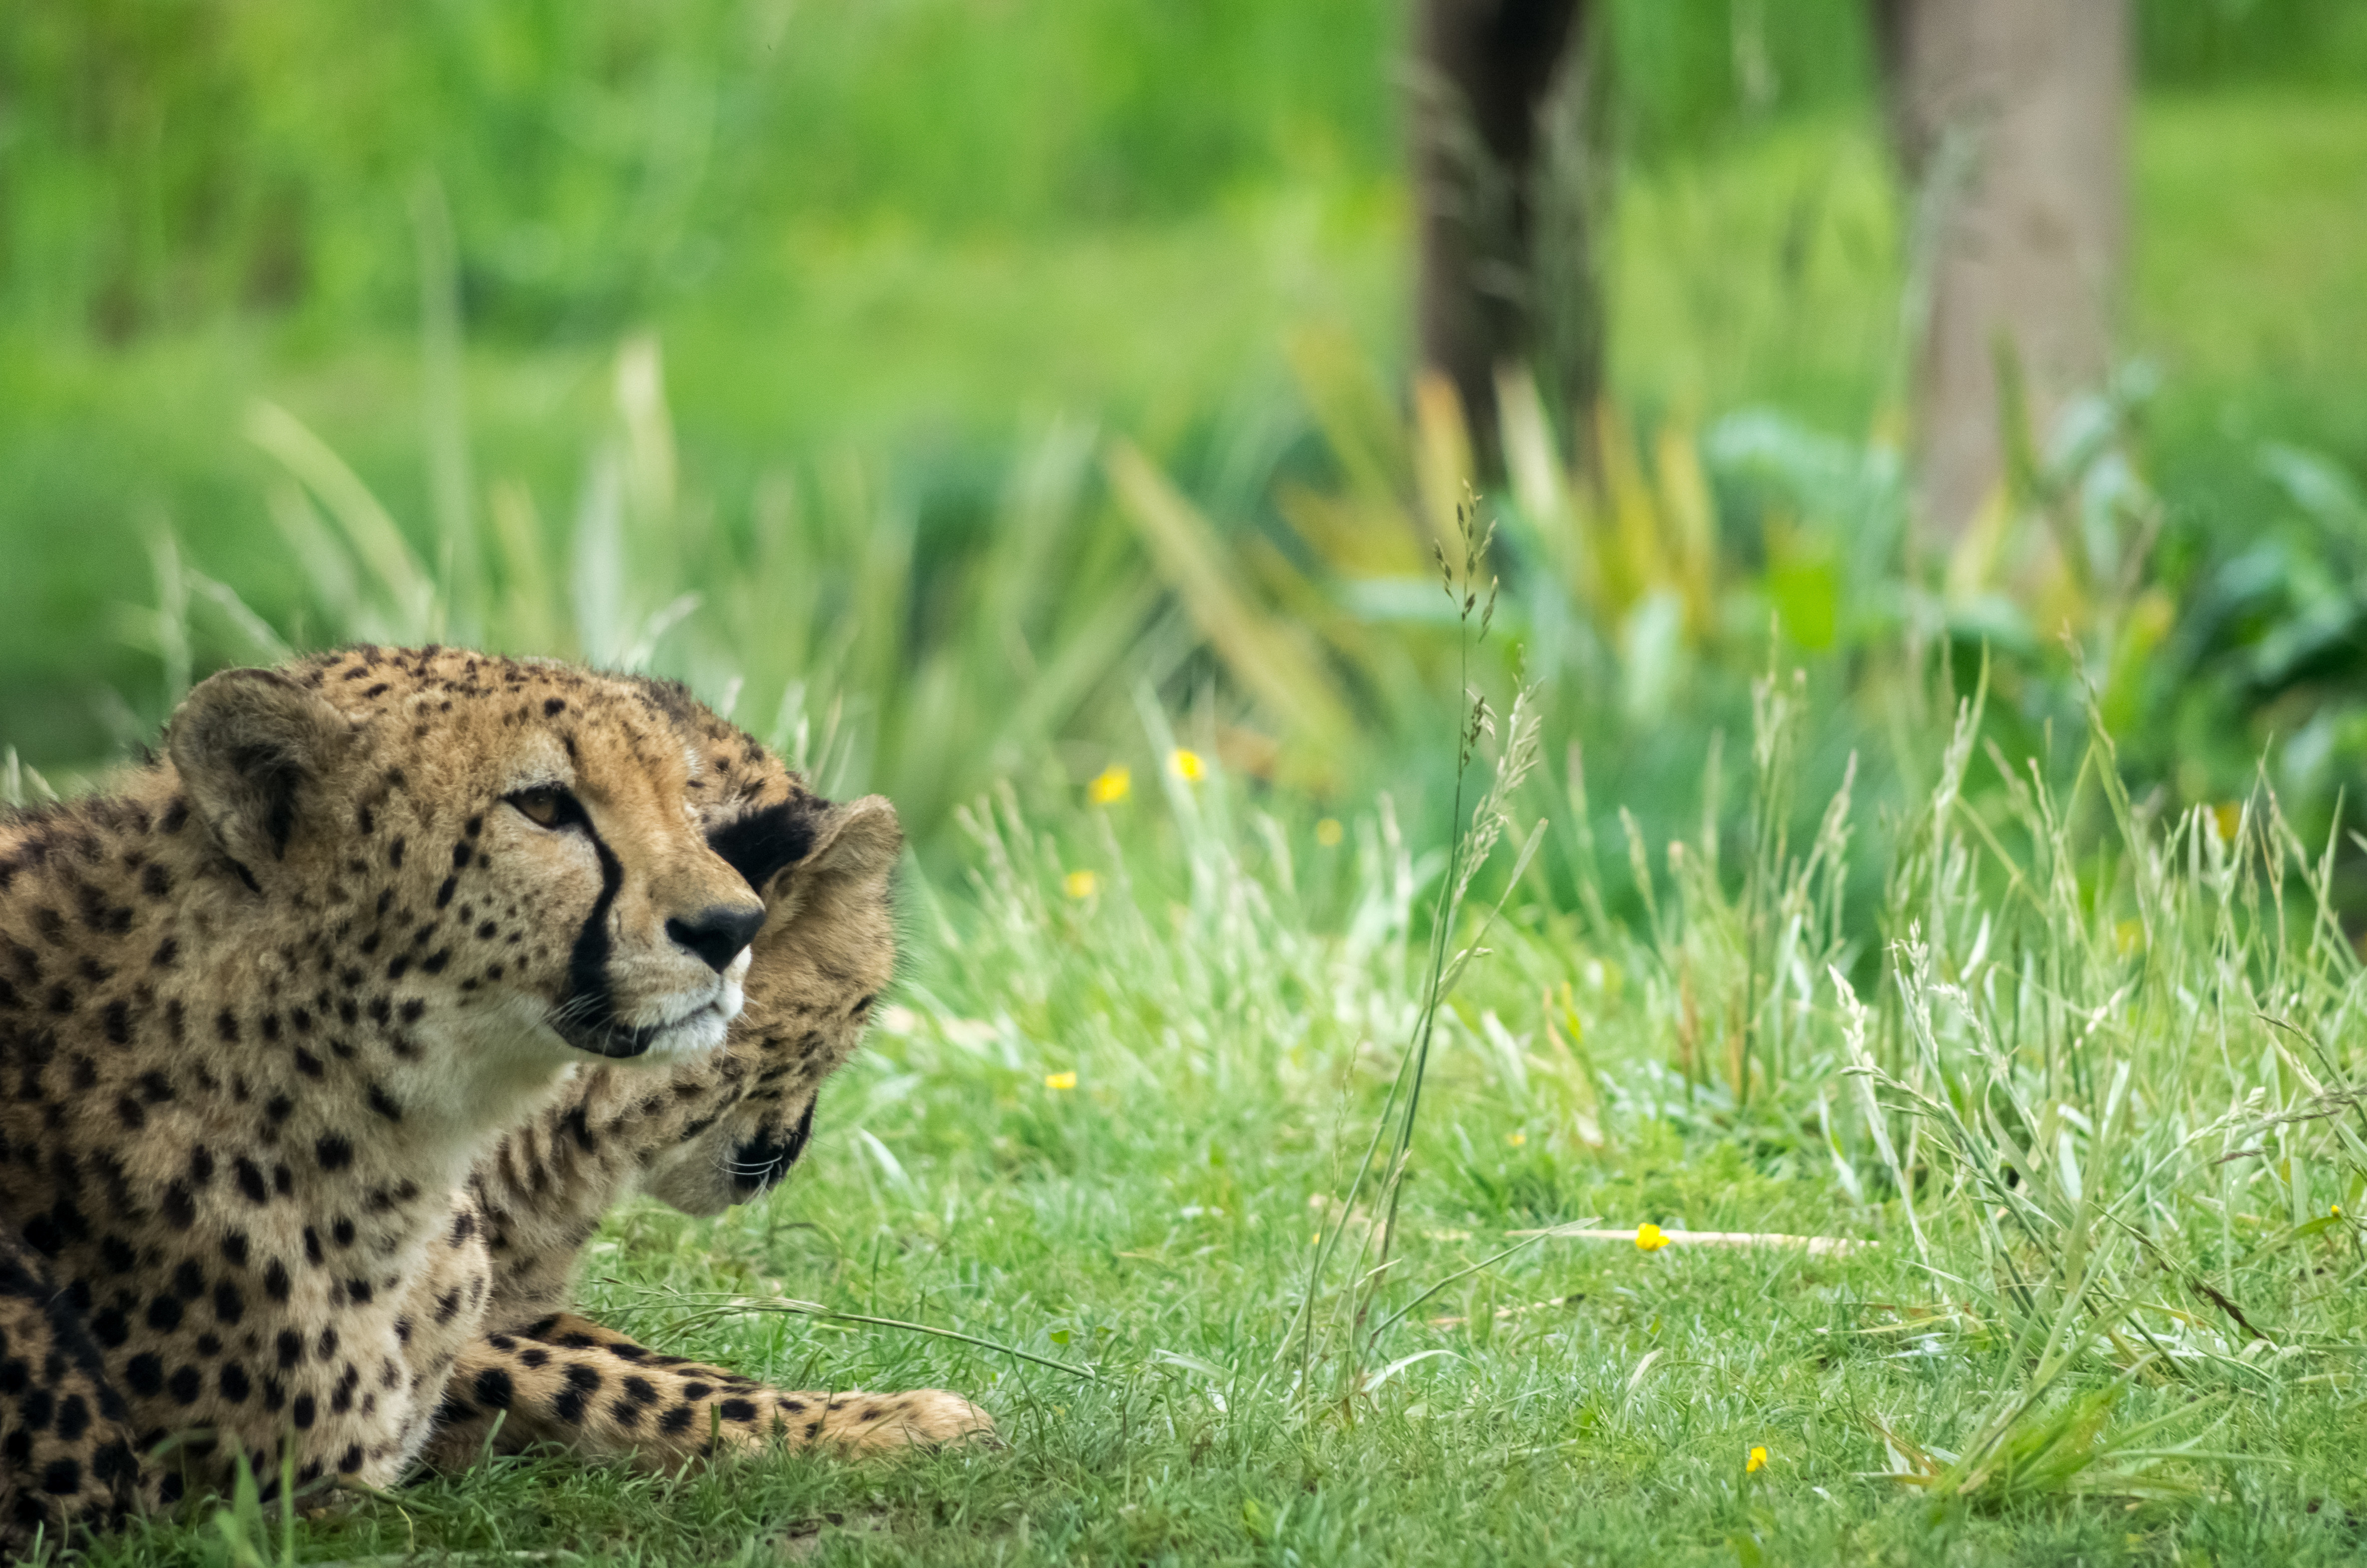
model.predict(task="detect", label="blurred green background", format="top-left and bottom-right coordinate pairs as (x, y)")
top-left (3, 0), bottom-right (2366, 874)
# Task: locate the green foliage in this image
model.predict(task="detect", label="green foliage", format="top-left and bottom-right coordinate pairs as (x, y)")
top-left (86, 286), bottom-right (2367, 917)
top-left (2139, 0), bottom-right (2367, 87)
top-left (0, 0), bottom-right (1401, 340)
top-left (5, 0), bottom-right (2350, 342)
top-left (125, 345), bottom-right (1167, 844)
top-left (1609, 0), bottom-right (1876, 161)
top-left (5, 81), bottom-right (2366, 778)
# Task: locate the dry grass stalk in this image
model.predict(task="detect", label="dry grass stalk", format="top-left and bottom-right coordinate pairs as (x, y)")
top-left (1505, 1225), bottom-right (1870, 1256)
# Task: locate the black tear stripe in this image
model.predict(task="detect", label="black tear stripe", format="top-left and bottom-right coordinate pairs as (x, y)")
top-left (704, 799), bottom-right (823, 895)
top-left (558, 822), bottom-right (634, 1057)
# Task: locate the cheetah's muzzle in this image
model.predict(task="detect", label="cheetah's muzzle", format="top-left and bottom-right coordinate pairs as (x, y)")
top-left (549, 825), bottom-right (758, 1060)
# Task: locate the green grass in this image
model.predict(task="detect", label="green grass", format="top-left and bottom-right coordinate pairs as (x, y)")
top-left (35, 664), bottom-right (2367, 1566)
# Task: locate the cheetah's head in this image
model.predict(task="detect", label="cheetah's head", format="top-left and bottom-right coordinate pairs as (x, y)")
top-left (167, 651), bottom-right (768, 1073)
top-left (640, 795), bottom-right (903, 1216)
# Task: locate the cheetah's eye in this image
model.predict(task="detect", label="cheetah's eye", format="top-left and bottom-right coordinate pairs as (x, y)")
top-left (506, 786), bottom-right (582, 831)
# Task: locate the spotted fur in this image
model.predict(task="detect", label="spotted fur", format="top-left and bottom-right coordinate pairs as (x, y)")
top-left (0, 647), bottom-right (776, 1541)
top-left (419, 1310), bottom-right (989, 1473)
top-left (426, 697), bottom-right (993, 1468)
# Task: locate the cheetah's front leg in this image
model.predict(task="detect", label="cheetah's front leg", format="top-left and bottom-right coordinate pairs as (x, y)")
top-left (416, 1312), bottom-right (991, 1473)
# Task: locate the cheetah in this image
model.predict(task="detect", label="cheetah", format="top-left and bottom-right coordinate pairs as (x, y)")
top-left (463, 687), bottom-right (905, 1323)
top-left (423, 714), bottom-right (991, 1468)
top-left (0, 647), bottom-right (979, 1543)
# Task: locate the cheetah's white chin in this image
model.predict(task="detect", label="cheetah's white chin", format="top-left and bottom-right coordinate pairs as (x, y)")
top-left (640, 1005), bottom-right (732, 1060)
top-left (631, 977), bottom-right (744, 1061)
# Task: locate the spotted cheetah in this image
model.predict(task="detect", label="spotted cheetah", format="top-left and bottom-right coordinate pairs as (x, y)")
top-left (463, 689), bottom-right (902, 1323)
top-left (424, 734), bottom-right (991, 1468)
top-left (0, 647), bottom-right (980, 1544)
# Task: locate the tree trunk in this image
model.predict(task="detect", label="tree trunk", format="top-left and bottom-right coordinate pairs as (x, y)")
top-left (1871, 0), bottom-right (2129, 543)
top-left (1412, 0), bottom-right (1605, 468)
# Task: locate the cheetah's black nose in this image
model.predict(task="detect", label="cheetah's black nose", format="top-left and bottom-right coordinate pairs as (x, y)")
top-left (667, 903), bottom-right (766, 974)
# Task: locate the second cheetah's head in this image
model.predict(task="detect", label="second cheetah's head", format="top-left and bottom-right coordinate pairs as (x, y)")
top-left (166, 649), bottom-right (768, 1071)
top-left (640, 795), bottom-right (904, 1217)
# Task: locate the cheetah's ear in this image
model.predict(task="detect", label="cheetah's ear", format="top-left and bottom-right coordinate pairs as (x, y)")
top-left (168, 667), bottom-right (354, 877)
top-left (760, 795), bottom-right (901, 920)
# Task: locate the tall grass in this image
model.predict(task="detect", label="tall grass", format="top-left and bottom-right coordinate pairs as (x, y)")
top-left (122, 333), bottom-right (1163, 842)
top-left (117, 281), bottom-right (2367, 918)
top-left (737, 553), bottom-right (2357, 1509)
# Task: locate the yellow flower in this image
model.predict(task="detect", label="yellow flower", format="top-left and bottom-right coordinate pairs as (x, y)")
top-left (1635, 1223), bottom-right (1669, 1252)
top-left (1746, 1445), bottom-right (1768, 1474)
top-left (1043, 1071), bottom-right (1077, 1091)
top-left (2212, 801), bottom-right (2242, 843)
top-left (1508, 1131), bottom-right (1527, 1147)
top-left (1062, 869), bottom-right (1098, 900)
top-left (1088, 766), bottom-right (1131, 805)
top-left (1315, 817), bottom-right (1344, 848)
top-left (1170, 748), bottom-right (1206, 782)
